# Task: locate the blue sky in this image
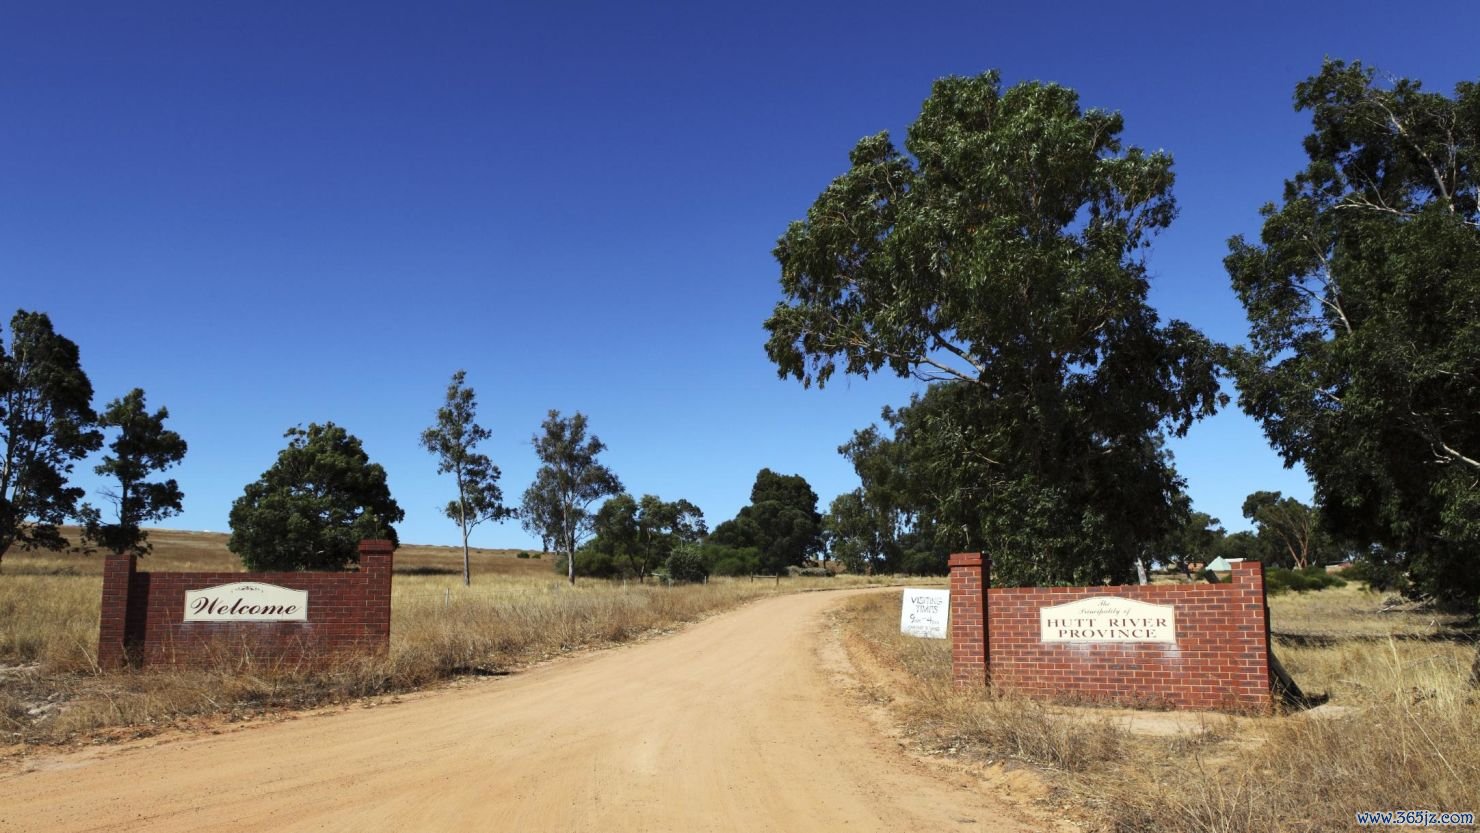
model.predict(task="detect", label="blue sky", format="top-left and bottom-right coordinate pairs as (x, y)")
top-left (3, 1), bottom-right (1476, 550)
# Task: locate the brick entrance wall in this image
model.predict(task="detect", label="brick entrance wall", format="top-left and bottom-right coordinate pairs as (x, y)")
top-left (98, 540), bottom-right (394, 669)
top-left (948, 554), bottom-right (1272, 712)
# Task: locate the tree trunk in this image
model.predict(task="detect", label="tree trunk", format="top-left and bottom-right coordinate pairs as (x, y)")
top-left (560, 503), bottom-right (575, 586)
top-left (1135, 557), bottom-right (1149, 585)
top-left (1470, 644), bottom-right (1480, 689)
top-left (461, 529), bottom-right (471, 587)
top-left (457, 481), bottom-right (471, 587)
top-left (565, 532), bottom-right (575, 586)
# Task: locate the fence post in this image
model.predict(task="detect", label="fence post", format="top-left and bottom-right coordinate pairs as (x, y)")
top-left (948, 552), bottom-right (989, 689)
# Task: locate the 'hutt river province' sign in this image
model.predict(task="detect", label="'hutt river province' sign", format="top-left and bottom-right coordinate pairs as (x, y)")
top-left (1039, 596), bottom-right (1176, 644)
top-left (184, 582), bottom-right (309, 622)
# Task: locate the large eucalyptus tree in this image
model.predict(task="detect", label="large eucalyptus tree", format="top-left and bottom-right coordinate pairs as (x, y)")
top-left (765, 72), bottom-right (1223, 584)
top-left (1227, 60), bottom-right (1480, 608)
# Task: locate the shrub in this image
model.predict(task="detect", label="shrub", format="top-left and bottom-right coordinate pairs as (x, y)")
top-left (516, 551), bottom-right (531, 559)
top-left (698, 543), bottom-right (761, 577)
top-left (1346, 558), bottom-right (1407, 592)
top-left (665, 547), bottom-right (708, 584)
top-left (553, 548), bottom-right (619, 579)
top-left (1266, 565), bottom-right (1348, 595)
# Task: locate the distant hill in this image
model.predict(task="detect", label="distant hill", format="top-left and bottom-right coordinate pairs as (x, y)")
top-left (9, 527), bottom-right (552, 578)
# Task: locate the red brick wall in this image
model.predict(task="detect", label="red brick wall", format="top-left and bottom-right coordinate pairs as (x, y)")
top-left (97, 540), bottom-right (394, 669)
top-left (949, 553), bottom-right (989, 688)
top-left (948, 555), bottom-right (1272, 712)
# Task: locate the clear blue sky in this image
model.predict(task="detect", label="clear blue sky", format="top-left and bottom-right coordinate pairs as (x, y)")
top-left (3, 1), bottom-right (1476, 550)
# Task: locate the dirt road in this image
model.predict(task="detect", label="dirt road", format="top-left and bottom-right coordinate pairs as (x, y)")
top-left (1, 590), bottom-right (1038, 833)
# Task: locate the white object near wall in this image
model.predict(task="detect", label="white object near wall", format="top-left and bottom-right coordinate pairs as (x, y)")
top-left (900, 588), bottom-right (950, 639)
top-left (184, 582), bottom-right (309, 622)
top-left (1039, 596), bottom-right (1176, 644)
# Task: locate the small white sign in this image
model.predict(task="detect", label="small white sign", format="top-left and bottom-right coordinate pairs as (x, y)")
top-left (184, 582), bottom-right (309, 622)
top-left (1040, 596), bottom-right (1175, 644)
top-left (900, 588), bottom-right (950, 639)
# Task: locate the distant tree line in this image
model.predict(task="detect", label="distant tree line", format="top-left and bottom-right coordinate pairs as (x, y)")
top-left (0, 340), bottom-right (833, 585)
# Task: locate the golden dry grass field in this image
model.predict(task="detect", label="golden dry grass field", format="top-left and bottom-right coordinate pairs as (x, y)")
top-left (833, 585), bottom-right (1480, 833)
top-left (0, 528), bottom-right (918, 755)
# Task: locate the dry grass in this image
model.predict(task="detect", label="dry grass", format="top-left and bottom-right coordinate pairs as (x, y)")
top-left (833, 594), bottom-right (1126, 774)
top-left (834, 585), bottom-right (1480, 833)
top-left (0, 529), bottom-right (921, 750)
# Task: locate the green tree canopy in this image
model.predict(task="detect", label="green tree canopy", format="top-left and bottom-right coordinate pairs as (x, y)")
top-left (823, 490), bottom-right (881, 575)
top-left (1226, 59), bottom-right (1480, 607)
top-left (711, 469), bottom-right (822, 574)
top-left (0, 310), bottom-right (101, 569)
top-left (1153, 507), bottom-right (1225, 575)
top-left (591, 493), bottom-right (705, 583)
top-left (421, 370), bottom-right (513, 585)
top-left (521, 410), bottom-right (622, 584)
top-left (83, 388), bottom-right (187, 556)
top-left (228, 422), bottom-right (403, 571)
top-left (1211, 531), bottom-right (1266, 567)
top-left (763, 72), bottom-right (1224, 585)
top-left (1241, 490), bottom-right (1326, 569)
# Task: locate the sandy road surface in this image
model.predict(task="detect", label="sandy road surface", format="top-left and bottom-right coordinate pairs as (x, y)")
top-left (1, 590), bottom-right (1036, 833)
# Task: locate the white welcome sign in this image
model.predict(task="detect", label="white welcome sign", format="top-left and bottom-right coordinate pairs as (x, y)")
top-left (1039, 596), bottom-right (1176, 644)
top-left (184, 582), bottom-right (309, 622)
top-left (900, 588), bottom-right (950, 639)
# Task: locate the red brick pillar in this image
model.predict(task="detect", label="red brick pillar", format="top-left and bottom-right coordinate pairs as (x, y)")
top-left (98, 551), bottom-right (137, 669)
top-left (1230, 560), bottom-right (1272, 707)
top-left (358, 539), bottom-right (394, 652)
top-left (949, 552), bottom-right (989, 689)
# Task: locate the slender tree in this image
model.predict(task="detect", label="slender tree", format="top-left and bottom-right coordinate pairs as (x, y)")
top-left (82, 388), bottom-right (187, 556)
top-left (521, 410), bottom-right (622, 584)
top-left (421, 371), bottom-right (513, 585)
top-left (0, 310), bottom-right (102, 571)
top-left (824, 490), bottom-right (882, 575)
top-left (635, 494), bottom-right (705, 581)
